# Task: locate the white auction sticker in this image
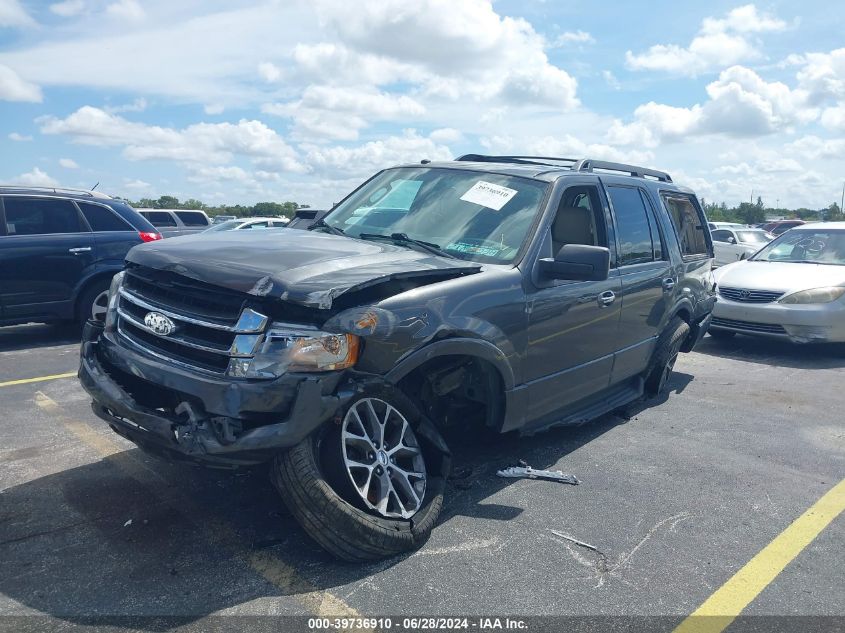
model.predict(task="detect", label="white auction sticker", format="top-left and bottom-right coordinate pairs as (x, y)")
top-left (460, 180), bottom-right (518, 211)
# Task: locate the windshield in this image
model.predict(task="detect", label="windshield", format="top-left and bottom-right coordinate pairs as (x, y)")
top-left (751, 229), bottom-right (845, 265)
top-left (735, 230), bottom-right (771, 245)
top-left (204, 219), bottom-right (242, 232)
top-left (321, 167), bottom-right (549, 264)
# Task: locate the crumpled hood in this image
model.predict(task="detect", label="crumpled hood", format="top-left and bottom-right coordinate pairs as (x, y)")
top-left (126, 230), bottom-right (481, 309)
top-left (714, 260), bottom-right (845, 293)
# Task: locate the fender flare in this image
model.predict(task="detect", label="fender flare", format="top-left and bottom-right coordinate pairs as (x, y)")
top-left (384, 337), bottom-right (516, 391)
top-left (72, 267), bottom-right (122, 304)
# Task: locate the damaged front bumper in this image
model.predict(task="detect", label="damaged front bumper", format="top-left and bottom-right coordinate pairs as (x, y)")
top-left (78, 320), bottom-right (362, 467)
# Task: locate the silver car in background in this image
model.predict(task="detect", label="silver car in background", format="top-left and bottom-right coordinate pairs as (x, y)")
top-left (711, 227), bottom-right (773, 267)
top-left (711, 223), bottom-right (845, 343)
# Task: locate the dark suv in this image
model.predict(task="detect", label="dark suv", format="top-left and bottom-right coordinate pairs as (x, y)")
top-left (79, 156), bottom-right (715, 561)
top-left (0, 187), bottom-right (161, 326)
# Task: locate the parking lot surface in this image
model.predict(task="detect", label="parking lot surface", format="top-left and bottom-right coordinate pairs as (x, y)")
top-left (1, 324), bottom-right (843, 630)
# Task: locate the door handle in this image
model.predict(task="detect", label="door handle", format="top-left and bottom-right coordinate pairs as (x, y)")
top-left (662, 278), bottom-right (676, 292)
top-left (598, 290), bottom-right (616, 307)
top-left (68, 247), bottom-right (92, 254)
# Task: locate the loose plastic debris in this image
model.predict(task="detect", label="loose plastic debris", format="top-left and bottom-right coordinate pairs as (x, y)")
top-left (123, 519), bottom-right (132, 527)
top-left (496, 460), bottom-right (579, 485)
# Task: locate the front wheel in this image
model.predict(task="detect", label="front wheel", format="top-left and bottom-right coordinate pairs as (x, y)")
top-left (271, 387), bottom-right (449, 562)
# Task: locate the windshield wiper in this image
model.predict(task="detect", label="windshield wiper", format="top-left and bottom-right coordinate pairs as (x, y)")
top-left (358, 232), bottom-right (457, 259)
top-left (308, 218), bottom-right (345, 236)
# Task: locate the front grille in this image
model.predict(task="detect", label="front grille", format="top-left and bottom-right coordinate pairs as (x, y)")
top-left (116, 266), bottom-right (268, 375)
top-left (711, 317), bottom-right (787, 335)
top-left (718, 287), bottom-right (784, 303)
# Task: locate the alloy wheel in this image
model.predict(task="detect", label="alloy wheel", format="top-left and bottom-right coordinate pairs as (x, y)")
top-left (340, 397), bottom-right (427, 519)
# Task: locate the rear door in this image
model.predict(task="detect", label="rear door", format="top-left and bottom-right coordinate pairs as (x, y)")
top-left (77, 201), bottom-right (140, 266)
top-left (602, 179), bottom-right (674, 384)
top-left (0, 196), bottom-right (96, 320)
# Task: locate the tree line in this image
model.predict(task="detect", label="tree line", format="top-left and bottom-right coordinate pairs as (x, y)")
top-left (701, 196), bottom-right (843, 225)
top-left (122, 196), bottom-right (306, 220)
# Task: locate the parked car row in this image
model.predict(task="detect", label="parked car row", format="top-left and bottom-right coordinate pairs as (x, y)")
top-left (0, 186), bottom-right (162, 326)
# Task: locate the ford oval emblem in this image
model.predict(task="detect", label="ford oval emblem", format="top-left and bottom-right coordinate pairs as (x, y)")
top-left (144, 311), bottom-right (176, 336)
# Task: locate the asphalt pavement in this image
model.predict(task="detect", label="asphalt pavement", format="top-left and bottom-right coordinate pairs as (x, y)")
top-left (1, 323), bottom-right (843, 631)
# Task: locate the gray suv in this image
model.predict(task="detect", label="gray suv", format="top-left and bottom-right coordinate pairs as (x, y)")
top-left (79, 156), bottom-right (715, 561)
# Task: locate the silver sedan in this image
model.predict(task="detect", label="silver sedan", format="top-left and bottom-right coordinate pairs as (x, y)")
top-left (711, 223), bottom-right (845, 343)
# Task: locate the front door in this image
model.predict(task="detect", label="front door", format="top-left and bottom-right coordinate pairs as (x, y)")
top-left (524, 181), bottom-right (621, 425)
top-left (0, 196), bottom-right (96, 320)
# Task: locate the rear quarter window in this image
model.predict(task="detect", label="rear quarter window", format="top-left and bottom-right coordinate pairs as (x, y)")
top-left (175, 211), bottom-right (209, 226)
top-left (661, 193), bottom-right (710, 259)
top-left (79, 202), bottom-right (133, 232)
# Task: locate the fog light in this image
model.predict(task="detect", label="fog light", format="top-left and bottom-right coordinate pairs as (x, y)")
top-left (227, 358), bottom-right (252, 377)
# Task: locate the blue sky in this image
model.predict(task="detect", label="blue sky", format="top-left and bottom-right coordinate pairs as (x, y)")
top-left (1, 0), bottom-right (844, 209)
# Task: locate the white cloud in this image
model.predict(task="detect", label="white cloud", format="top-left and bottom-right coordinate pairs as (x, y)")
top-left (106, 0), bottom-right (143, 21)
top-left (104, 97), bottom-right (147, 113)
top-left (607, 66), bottom-right (815, 146)
top-left (8, 132), bottom-right (32, 141)
top-left (204, 103), bottom-right (225, 115)
top-left (123, 178), bottom-right (151, 190)
top-left (429, 127), bottom-right (463, 143)
top-left (551, 30), bottom-right (594, 46)
top-left (795, 48), bottom-right (845, 104)
top-left (785, 135), bottom-right (845, 160)
top-left (263, 86), bottom-right (426, 140)
top-left (0, 64), bottom-right (42, 102)
top-left (15, 167), bottom-right (59, 187)
top-left (602, 70), bottom-right (621, 90)
top-left (303, 129), bottom-right (453, 176)
top-left (626, 4), bottom-right (787, 76)
top-left (257, 62), bottom-right (282, 83)
top-left (0, 0), bottom-right (34, 27)
top-left (59, 158), bottom-right (79, 169)
top-left (39, 106), bottom-right (306, 174)
top-left (309, 0), bottom-right (579, 109)
top-left (50, 0), bottom-right (85, 17)
top-left (480, 134), bottom-right (654, 167)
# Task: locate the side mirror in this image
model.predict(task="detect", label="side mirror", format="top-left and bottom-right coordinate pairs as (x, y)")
top-left (727, 236), bottom-right (736, 244)
top-left (539, 244), bottom-right (610, 282)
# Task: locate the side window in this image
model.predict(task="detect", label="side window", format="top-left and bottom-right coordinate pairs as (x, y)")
top-left (244, 221), bottom-right (269, 229)
top-left (79, 202), bottom-right (132, 232)
top-left (176, 211), bottom-right (209, 226)
top-left (550, 185), bottom-right (607, 256)
top-left (270, 221), bottom-right (288, 227)
top-left (3, 197), bottom-right (84, 236)
top-left (662, 194), bottom-right (709, 258)
top-left (144, 211), bottom-right (177, 227)
top-left (607, 186), bottom-right (655, 266)
top-left (711, 229), bottom-right (732, 243)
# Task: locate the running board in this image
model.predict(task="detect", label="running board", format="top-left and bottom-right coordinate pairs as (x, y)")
top-left (520, 379), bottom-right (643, 436)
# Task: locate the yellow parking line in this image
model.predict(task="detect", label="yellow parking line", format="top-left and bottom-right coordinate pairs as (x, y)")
top-left (674, 478), bottom-right (845, 633)
top-left (33, 391), bottom-right (362, 619)
top-left (0, 371), bottom-right (76, 388)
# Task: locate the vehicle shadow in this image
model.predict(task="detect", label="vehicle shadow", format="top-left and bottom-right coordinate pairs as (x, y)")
top-left (0, 323), bottom-right (81, 352)
top-left (0, 375), bottom-right (689, 627)
top-left (695, 333), bottom-right (845, 370)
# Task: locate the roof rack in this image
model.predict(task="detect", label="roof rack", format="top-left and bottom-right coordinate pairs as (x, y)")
top-left (0, 185), bottom-right (113, 199)
top-left (454, 154), bottom-right (672, 183)
top-left (573, 159), bottom-right (672, 182)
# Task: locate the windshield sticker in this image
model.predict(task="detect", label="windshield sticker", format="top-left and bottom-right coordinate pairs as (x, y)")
top-left (460, 181), bottom-right (518, 211)
top-left (446, 242), bottom-right (502, 257)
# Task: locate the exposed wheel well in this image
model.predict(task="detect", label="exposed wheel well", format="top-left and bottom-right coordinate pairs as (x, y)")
top-left (397, 355), bottom-right (505, 432)
top-left (674, 307), bottom-right (691, 324)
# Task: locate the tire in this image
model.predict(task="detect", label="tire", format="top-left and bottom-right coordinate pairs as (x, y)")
top-left (76, 278), bottom-right (112, 323)
top-left (271, 386), bottom-right (449, 562)
top-left (645, 317), bottom-right (690, 396)
top-left (709, 329), bottom-right (736, 340)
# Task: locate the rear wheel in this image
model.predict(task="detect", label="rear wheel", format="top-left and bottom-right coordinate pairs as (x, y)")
top-left (76, 278), bottom-right (112, 323)
top-left (645, 317), bottom-right (690, 396)
top-left (271, 386), bottom-right (449, 562)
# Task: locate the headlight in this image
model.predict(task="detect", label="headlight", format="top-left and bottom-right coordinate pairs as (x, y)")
top-left (104, 271), bottom-right (125, 328)
top-left (235, 327), bottom-right (360, 377)
top-left (779, 287), bottom-right (845, 304)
